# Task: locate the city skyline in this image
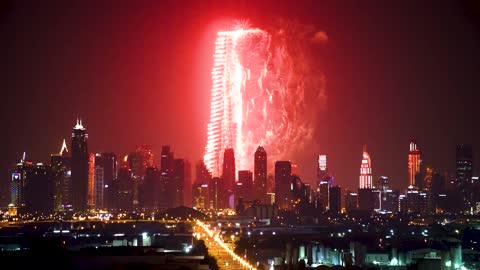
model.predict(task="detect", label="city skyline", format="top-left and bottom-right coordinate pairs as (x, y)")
top-left (1, 1), bottom-right (480, 196)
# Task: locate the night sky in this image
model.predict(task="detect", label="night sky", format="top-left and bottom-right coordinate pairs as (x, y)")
top-left (1, 0), bottom-right (479, 200)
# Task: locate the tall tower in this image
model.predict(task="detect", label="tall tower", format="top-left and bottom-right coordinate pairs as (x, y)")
top-left (359, 145), bottom-right (373, 189)
top-left (456, 144), bottom-right (473, 212)
top-left (254, 146), bottom-right (267, 202)
top-left (159, 146), bottom-right (174, 210)
top-left (408, 141), bottom-right (421, 187)
top-left (71, 118), bottom-right (89, 212)
top-left (317, 154), bottom-right (328, 182)
top-left (275, 161), bottom-right (292, 209)
top-left (222, 148), bottom-right (236, 192)
top-left (94, 153), bottom-right (117, 209)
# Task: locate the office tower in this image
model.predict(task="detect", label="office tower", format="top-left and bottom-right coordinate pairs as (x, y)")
top-left (254, 146), bottom-right (267, 202)
top-left (209, 177), bottom-right (223, 209)
top-left (142, 166), bottom-right (160, 209)
top-left (408, 141), bottom-right (422, 187)
top-left (193, 160), bottom-right (212, 208)
top-left (192, 183), bottom-right (209, 209)
top-left (173, 159), bottom-right (186, 207)
top-left (358, 188), bottom-right (375, 212)
top-left (317, 154), bottom-right (328, 183)
top-left (318, 177), bottom-right (332, 212)
top-left (87, 153), bottom-right (95, 208)
top-left (238, 170), bottom-right (253, 201)
top-left (51, 139), bottom-right (72, 211)
top-left (159, 146), bottom-right (174, 210)
top-left (128, 145), bottom-right (154, 206)
top-left (291, 175), bottom-right (308, 208)
top-left (24, 163), bottom-right (54, 213)
top-left (345, 192), bottom-right (358, 213)
top-left (402, 186), bottom-right (429, 213)
top-left (71, 118), bottom-right (89, 212)
top-left (113, 166), bottom-right (134, 211)
top-left (379, 176), bottom-right (389, 192)
top-left (359, 145), bottom-right (373, 189)
top-left (329, 186), bottom-right (341, 214)
top-left (267, 173), bottom-right (274, 193)
top-left (94, 153), bottom-right (117, 209)
top-left (382, 190), bottom-right (400, 212)
top-left (222, 148), bottom-right (236, 192)
top-left (423, 166), bottom-right (433, 190)
top-left (456, 144), bottom-right (474, 212)
top-left (10, 155), bottom-right (34, 209)
top-left (275, 161), bottom-right (292, 209)
top-left (183, 160), bottom-right (192, 207)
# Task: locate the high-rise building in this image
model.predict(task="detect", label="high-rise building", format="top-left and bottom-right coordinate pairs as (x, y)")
top-left (379, 176), bottom-right (389, 192)
top-left (192, 183), bottom-right (209, 209)
top-left (317, 154), bottom-right (328, 183)
top-left (24, 163), bottom-right (55, 213)
top-left (318, 177), bottom-right (333, 212)
top-left (87, 153), bottom-right (95, 208)
top-left (184, 160), bottom-right (192, 208)
top-left (267, 173), bottom-right (274, 193)
top-left (423, 166), bottom-right (433, 190)
top-left (173, 159), bottom-right (186, 207)
top-left (254, 146), bottom-right (267, 202)
top-left (51, 139), bottom-right (72, 211)
top-left (209, 177), bottom-right (224, 209)
top-left (358, 188), bottom-right (376, 212)
top-left (141, 166), bottom-right (160, 209)
top-left (329, 186), bottom-right (341, 215)
top-left (359, 145), bottom-right (373, 189)
top-left (94, 153), bottom-right (117, 210)
top-left (275, 161), bottom-right (292, 209)
top-left (113, 166), bottom-right (134, 211)
top-left (408, 141), bottom-right (421, 187)
top-left (10, 156), bottom-right (34, 209)
top-left (128, 145), bottom-right (154, 207)
top-left (456, 144), bottom-right (474, 212)
top-left (159, 146), bottom-right (174, 210)
top-left (71, 118), bottom-right (89, 212)
top-left (237, 170), bottom-right (253, 202)
top-left (193, 160), bottom-right (211, 208)
top-left (345, 192), bottom-right (358, 213)
top-left (222, 148), bottom-right (236, 192)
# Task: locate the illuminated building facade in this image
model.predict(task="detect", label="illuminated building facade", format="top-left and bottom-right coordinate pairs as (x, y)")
top-left (408, 141), bottom-right (421, 187)
top-left (71, 118), bottom-right (89, 212)
top-left (359, 145), bottom-right (373, 189)
top-left (317, 154), bottom-right (328, 183)
top-left (87, 153), bottom-right (95, 208)
top-left (10, 156), bottom-right (34, 209)
top-left (254, 146), bottom-right (267, 202)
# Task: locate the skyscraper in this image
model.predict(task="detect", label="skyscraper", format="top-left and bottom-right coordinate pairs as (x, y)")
top-left (456, 144), bottom-right (474, 212)
top-left (24, 163), bottom-right (54, 213)
top-left (275, 161), bottom-right (292, 209)
top-left (94, 153), bottom-right (117, 209)
top-left (128, 145), bottom-right (154, 206)
top-left (254, 146), bottom-right (267, 202)
top-left (10, 156), bottom-right (34, 209)
top-left (173, 159), bottom-right (186, 207)
top-left (408, 141), bottom-right (421, 187)
top-left (87, 153), bottom-right (95, 209)
top-left (328, 186), bottom-right (341, 215)
top-left (222, 148), bottom-right (236, 192)
top-left (71, 118), bottom-right (89, 212)
top-left (359, 145), bottom-right (373, 189)
top-left (142, 166), bottom-right (160, 209)
top-left (317, 154), bottom-right (328, 183)
top-left (51, 139), bottom-right (72, 211)
top-left (160, 146), bottom-right (174, 210)
top-left (237, 170), bottom-right (253, 201)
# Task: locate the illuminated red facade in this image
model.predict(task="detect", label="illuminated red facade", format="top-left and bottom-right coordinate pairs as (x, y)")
top-left (408, 141), bottom-right (421, 187)
top-left (359, 145), bottom-right (373, 189)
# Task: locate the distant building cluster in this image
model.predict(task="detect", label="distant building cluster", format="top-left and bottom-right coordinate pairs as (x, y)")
top-left (6, 119), bottom-right (478, 218)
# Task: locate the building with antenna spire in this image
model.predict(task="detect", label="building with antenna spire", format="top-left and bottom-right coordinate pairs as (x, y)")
top-left (71, 117), bottom-right (89, 212)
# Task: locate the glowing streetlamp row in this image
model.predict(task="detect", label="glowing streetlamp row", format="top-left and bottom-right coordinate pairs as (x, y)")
top-left (196, 220), bottom-right (257, 270)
